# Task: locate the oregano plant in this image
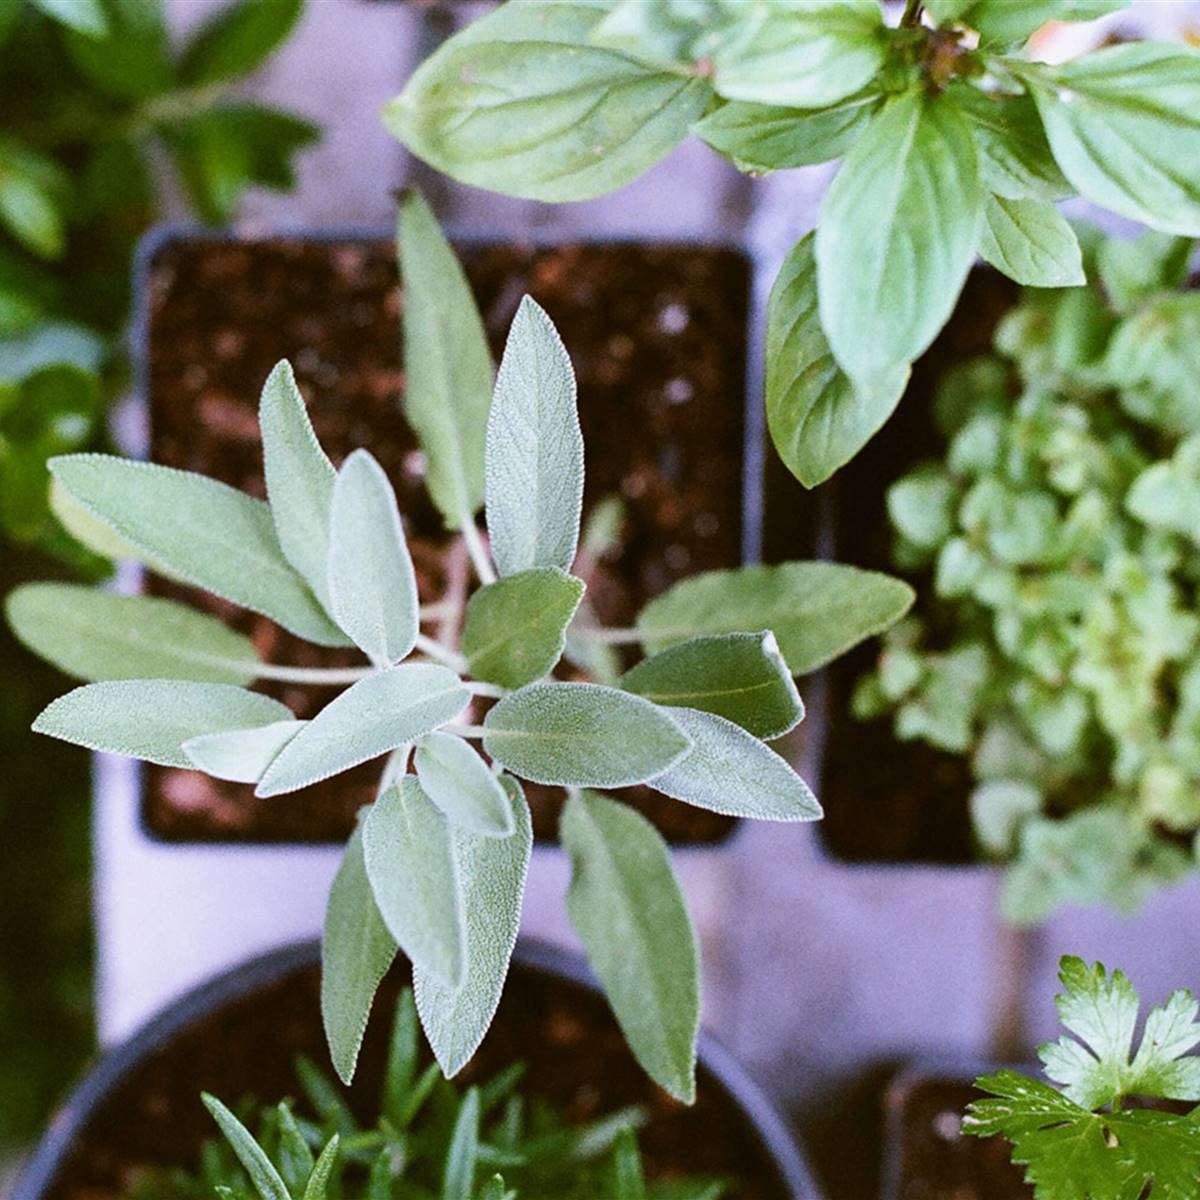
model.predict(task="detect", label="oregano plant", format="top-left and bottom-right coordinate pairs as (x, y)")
top-left (132, 988), bottom-right (729, 1200)
top-left (965, 956), bottom-right (1200, 1200)
top-left (6, 192), bottom-right (913, 1103)
top-left (383, 0), bottom-right (1200, 487)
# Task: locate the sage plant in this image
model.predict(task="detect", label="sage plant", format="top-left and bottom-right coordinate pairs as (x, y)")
top-left (385, 0), bottom-right (1200, 487)
top-left (8, 194), bottom-right (912, 1101)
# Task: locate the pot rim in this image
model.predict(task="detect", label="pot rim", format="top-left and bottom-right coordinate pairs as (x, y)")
top-left (14, 937), bottom-right (822, 1200)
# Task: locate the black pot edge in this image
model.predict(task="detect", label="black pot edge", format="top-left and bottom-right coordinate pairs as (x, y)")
top-left (119, 219), bottom-right (770, 855)
top-left (879, 1054), bottom-right (1024, 1200)
top-left (13, 937), bottom-right (823, 1200)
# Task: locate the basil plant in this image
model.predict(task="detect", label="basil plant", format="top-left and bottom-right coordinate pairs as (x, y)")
top-left (855, 228), bottom-right (1200, 925)
top-left (384, 0), bottom-right (1200, 489)
top-left (7, 194), bottom-right (912, 1103)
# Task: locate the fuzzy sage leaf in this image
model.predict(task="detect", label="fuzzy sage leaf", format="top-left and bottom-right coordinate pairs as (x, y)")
top-left (256, 665), bottom-right (468, 797)
top-left (397, 190), bottom-right (493, 531)
top-left (383, 2), bottom-right (710, 202)
top-left (364, 777), bottom-right (466, 988)
top-left (766, 232), bottom-right (908, 488)
top-left (6, 583), bottom-right (260, 684)
top-left (562, 789), bottom-right (699, 1104)
top-left (650, 707), bottom-right (822, 823)
top-left (414, 731), bottom-right (514, 838)
top-left (182, 720), bottom-right (306, 784)
top-left (259, 359), bottom-right (336, 608)
top-left (462, 567), bottom-right (584, 689)
top-left (485, 297), bottom-right (583, 578)
top-left (48, 454), bottom-right (347, 646)
top-left (33, 680), bottom-right (294, 768)
top-left (816, 88), bottom-right (983, 384)
top-left (322, 821), bottom-right (397, 1086)
top-left (636, 562), bottom-right (915, 676)
top-left (483, 682), bottom-right (691, 788)
top-left (327, 449), bottom-right (419, 665)
top-left (414, 776), bottom-right (531, 1077)
top-left (620, 632), bottom-right (803, 741)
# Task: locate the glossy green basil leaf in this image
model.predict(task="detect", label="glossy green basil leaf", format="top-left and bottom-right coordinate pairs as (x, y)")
top-left (397, 190), bottom-right (493, 532)
top-left (964, 0), bottom-right (1128, 48)
top-left (953, 87), bottom-right (1070, 201)
top-left (322, 822), bottom-right (397, 1086)
top-left (33, 679), bottom-right (294, 768)
top-left (5, 583), bottom-right (260, 684)
top-left (256, 665), bottom-right (469, 797)
top-left (637, 562), bottom-right (915, 675)
top-left (591, 0), bottom-right (720, 69)
top-left (462, 567), bottom-right (585, 689)
top-left (259, 359), bottom-right (336, 609)
top-left (1025, 44), bottom-right (1200, 237)
top-left (414, 776), bottom-right (531, 1077)
top-left (650, 706), bottom-right (822, 822)
top-left (711, 0), bottom-right (887, 109)
top-left (414, 731), bottom-right (514, 838)
top-left (766, 232), bottom-right (908, 487)
top-left (49, 454), bottom-right (347, 647)
top-left (384, 0), bottom-right (710, 202)
top-left (483, 682), bottom-right (691, 788)
top-left (979, 194), bottom-right (1085, 288)
top-left (817, 89), bottom-right (983, 384)
top-left (620, 631), bottom-right (803, 740)
top-left (562, 789), bottom-right (699, 1103)
top-left (364, 777), bottom-right (466, 987)
top-left (178, 0), bottom-right (303, 85)
top-left (182, 720), bottom-right (305, 783)
top-left (485, 297), bottom-right (583, 577)
top-left (693, 91), bottom-right (879, 173)
top-left (327, 449), bottom-right (419, 665)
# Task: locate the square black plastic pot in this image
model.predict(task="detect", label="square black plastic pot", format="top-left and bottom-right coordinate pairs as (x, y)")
top-left (116, 223), bottom-right (814, 854)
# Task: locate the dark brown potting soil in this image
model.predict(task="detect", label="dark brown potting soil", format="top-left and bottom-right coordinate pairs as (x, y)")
top-left (817, 270), bottom-right (1019, 863)
top-left (887, 1076), bottom-right (1031, 1200)
top-left (46, 955), bottom-right (790, 1200)
top-left (141, 235), bottom-right (755, 845)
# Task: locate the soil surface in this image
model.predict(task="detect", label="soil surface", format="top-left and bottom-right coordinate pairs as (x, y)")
top-left (44, 955), bottom-right (793, 1200)
top-left (817, 270), bottom-right (1018, 863)
top-left (887, 1076), bottom-right (1030, 1200)
top-left (141, 235), bottom-right (753, 845)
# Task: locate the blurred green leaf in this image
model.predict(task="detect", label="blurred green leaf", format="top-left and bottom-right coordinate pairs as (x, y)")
top-left (30, 0), bottom-right (109, 36)
top-left (179, 0), bottom-right (303, 86)
top-left (64, 0), bottom-right (173, 99)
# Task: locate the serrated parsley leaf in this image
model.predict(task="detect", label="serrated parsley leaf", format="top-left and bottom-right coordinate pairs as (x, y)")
top-left (966, 957), bottom-right (1200, 1200)
top-left (1041, 957), bottom-right (1200, 1110)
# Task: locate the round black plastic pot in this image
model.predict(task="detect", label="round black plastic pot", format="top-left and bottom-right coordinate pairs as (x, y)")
top-left (15, 939), bottom-right (822, 1200)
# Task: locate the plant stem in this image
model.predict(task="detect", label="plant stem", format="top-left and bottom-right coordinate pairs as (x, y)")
top-left (253, 662), bottom-right (375, 685)
top-left (413, 633), bottom-right (468, 673)
top-left (459, 514), bottom-right (497, 586)
top-left (568, 625), bottom-right (644, 646)
top-left (901, 0), bottom-right (924, 26)
top-left (443, 724), bottom-right (488, 739)
top-left (467, 681), bottom-right (504, 699)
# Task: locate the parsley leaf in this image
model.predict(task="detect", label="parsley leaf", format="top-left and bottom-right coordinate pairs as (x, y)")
top-left (964, 956), bottom-right (1200, 1200)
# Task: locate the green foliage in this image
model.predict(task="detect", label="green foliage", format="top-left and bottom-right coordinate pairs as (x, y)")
top-left (0, 0), bottom-right (314, 559)
top-left (855, 228), bottom-right (1200, 922)
top-left (131, 988), bottom-right (731, 1200)
top-left (385, 0), bottom-right (1200, 487)
top-left (965, 956), bottom-right (1200, 1200)
top-left (12, 200), bottom-right (910, 1102)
